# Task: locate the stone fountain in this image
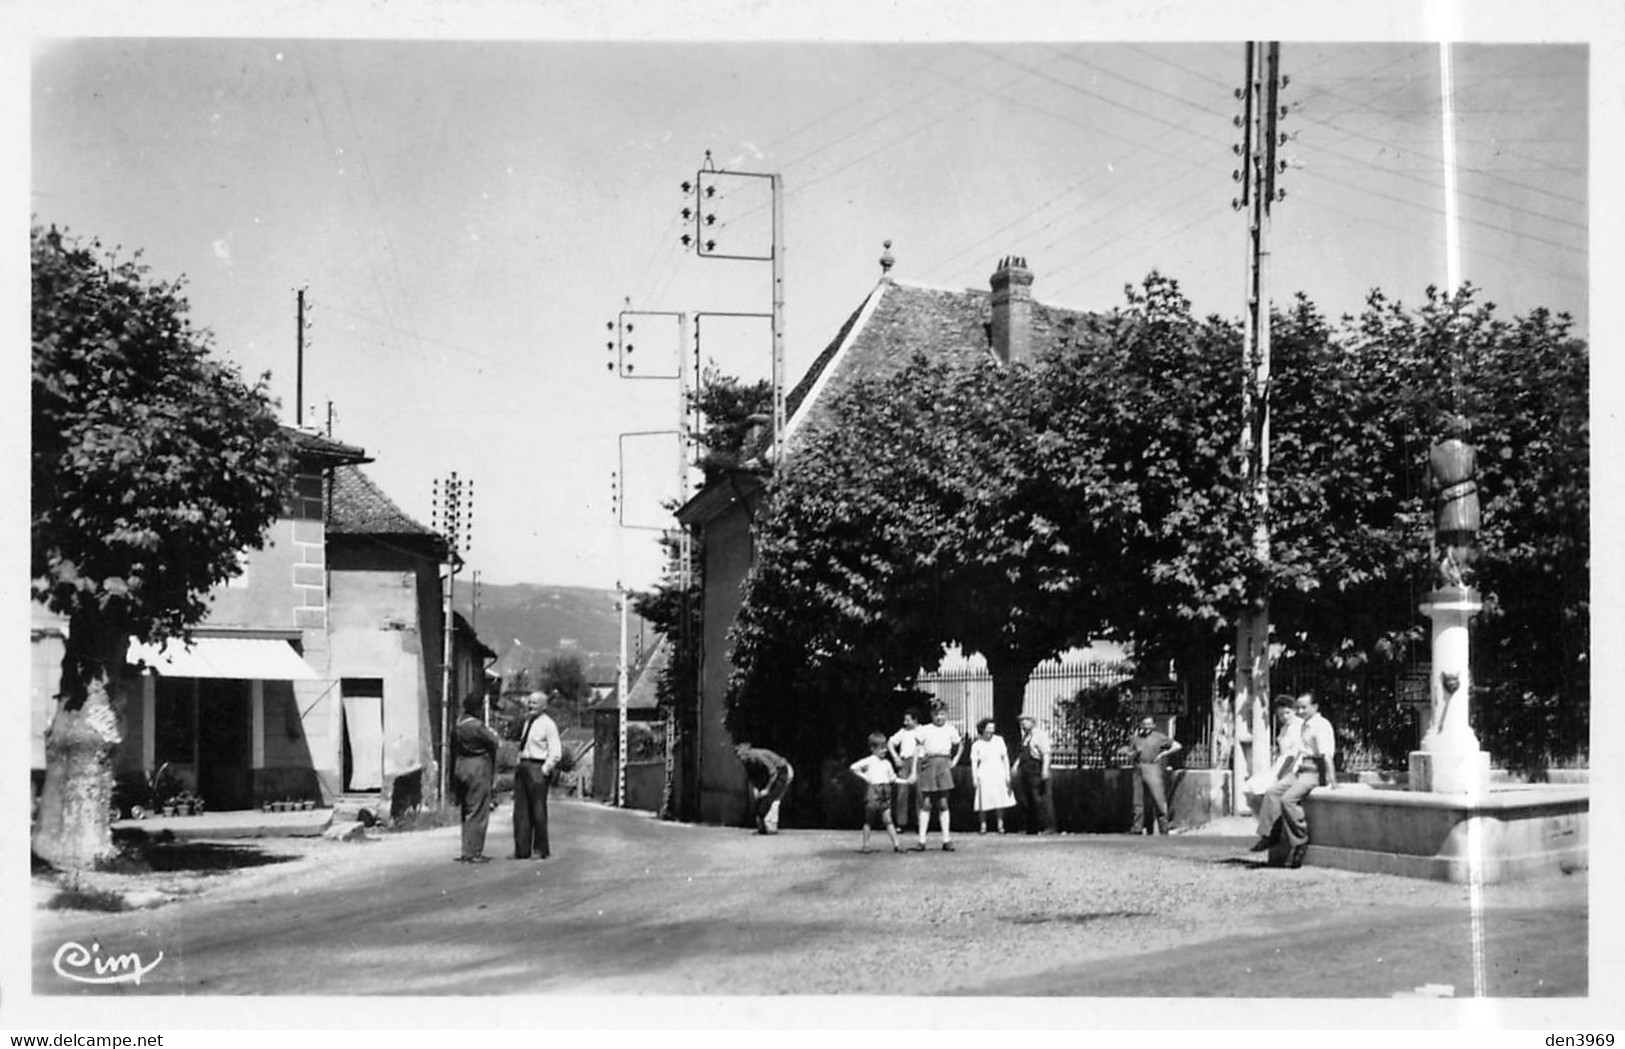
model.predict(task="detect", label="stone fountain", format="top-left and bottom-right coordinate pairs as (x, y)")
top-left (1300, 418), bottom-right (1587, 883)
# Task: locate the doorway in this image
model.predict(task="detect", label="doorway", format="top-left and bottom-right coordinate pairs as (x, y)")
top-left (196, 678), bottom-right (252, 810)
top-left (341, 678), bottom-right (385, 792)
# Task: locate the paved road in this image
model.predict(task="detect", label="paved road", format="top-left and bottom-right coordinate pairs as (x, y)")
top-left (33, 798), bottom-right (1587, 997)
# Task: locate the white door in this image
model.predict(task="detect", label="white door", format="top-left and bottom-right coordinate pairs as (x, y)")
top-left (342, 694), bottom-right (384, 791)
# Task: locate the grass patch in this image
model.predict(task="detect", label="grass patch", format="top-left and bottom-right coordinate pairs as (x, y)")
top-left (48, 881), bottom-right (129, 913)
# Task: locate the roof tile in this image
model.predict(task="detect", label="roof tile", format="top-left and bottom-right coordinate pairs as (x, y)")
top-left (328, 464), bottom-right (437, 537)
top-left (785, 279), bottom-right (1094, 451)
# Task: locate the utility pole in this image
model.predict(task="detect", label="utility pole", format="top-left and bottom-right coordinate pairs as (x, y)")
top-left (606, 305), bottom-right (690, 809)
top-left (295, 285), bottom-right (308, 428)
top-left (678, 151), bottom-right (784, 814)
top-left (432, 472), bottom-right (472, 804)
top-left (1231, 41), bottom-right (1287, 811)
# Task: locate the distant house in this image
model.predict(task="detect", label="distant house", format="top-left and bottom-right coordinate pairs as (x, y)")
top-left (591, 635), bottom-right (669, 811)
top-left (675, 255), bottom-right (1096, 826)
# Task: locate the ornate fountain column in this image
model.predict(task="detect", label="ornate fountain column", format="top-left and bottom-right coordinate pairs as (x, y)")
top-left (1409, 417), bottom-right (1491, 797)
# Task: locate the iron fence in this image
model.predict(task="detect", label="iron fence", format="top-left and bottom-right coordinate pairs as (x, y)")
top-left (916, 655), bottom-right (1586, 774)
top-left (915, 657), bottom-right (1141, 768)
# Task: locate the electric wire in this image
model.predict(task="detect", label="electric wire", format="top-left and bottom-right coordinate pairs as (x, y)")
top-left (295, 49), bottom-right (409, 369)
top-left (1299, 166), bottom-right (1582, 255)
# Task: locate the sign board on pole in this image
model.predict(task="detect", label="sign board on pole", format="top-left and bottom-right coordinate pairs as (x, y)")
top-left (1124, 684), bottom-right (1184, 718)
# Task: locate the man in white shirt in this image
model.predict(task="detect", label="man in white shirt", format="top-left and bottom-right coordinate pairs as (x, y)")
top-left (1251, 692), bottom-right (1336, 868)
top-left (513, 690), bottom-right (562, 860)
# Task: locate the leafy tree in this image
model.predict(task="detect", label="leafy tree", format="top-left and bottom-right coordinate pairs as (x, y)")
top-left (1037, 275), bottom-right (1248, 690)
top-left (1336, 287), bottom-right (1588, 773)
top-left (694, 367), bottom-right (774, 482)
top-left (537, 653), bottom-right (591, 727)
top-left (725, 350), bottom-right (1116, 766)
top-left (721, 271), bottom-right (1586, 781)
top-left (1045, 278), bottom-right (1586, 769)
top-left (31, 224), bottom-right (293, 868)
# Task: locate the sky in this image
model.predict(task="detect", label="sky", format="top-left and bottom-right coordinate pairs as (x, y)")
top-left (16, 6), bottom-right (1609, 597)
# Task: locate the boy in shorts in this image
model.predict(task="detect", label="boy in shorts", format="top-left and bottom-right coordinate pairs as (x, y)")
top-left (850, 732), bottom-right (904, 853)
top-left (911, 705), bottom-right (965, 851)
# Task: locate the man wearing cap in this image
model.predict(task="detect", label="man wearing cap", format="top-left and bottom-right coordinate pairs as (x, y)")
top-left (451, 692), bottom-right (501, 864)
top-left (1120, 715), bottom-right (1182, 834)
top-left (1012, 713), bottom-right (1056, 835)
top-left (513, 690), bottom-right (562, 860)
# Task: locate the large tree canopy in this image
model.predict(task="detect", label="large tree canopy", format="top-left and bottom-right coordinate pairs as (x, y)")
top-left (723, 272), bottom-right (1587, 777)
top-left (32, 223), bottom-right (293, 867)
top-left (724, 350), bottom-right (1123, 763)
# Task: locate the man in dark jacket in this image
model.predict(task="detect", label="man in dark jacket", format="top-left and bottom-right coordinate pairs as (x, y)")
top-left (734, 741), bottom-right (794, 834)
top-left (452, 692), bottom-right (501, 863)
top-left (1119, 715), bottom-right (1183, 835)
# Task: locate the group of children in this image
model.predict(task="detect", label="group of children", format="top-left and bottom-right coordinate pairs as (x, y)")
top-left (848, 705), bottom-right (1002, 853)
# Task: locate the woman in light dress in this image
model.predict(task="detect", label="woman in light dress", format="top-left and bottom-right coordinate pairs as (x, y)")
top-left (970, 717), bottom-right (1015, 833)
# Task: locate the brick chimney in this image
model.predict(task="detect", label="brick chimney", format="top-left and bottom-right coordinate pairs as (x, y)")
top-left (989, 255), bottom-right (1034, 365)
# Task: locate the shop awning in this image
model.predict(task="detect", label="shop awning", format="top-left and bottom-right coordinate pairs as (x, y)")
top-left (126, 637), bottom-right (321, 680)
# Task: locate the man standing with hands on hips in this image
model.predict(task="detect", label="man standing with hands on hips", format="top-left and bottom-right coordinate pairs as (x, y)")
top-left (1120, 715), bottom-right (1182, 835)
top-left (513, 690), bottom-right (562, 860)
top-left (910, 705), bottom-right (964, 851)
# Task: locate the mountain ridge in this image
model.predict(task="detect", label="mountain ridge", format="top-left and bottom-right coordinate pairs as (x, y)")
top-left (454, 581), bottom-right (657, 682)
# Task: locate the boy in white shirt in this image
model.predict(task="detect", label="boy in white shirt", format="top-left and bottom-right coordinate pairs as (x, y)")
top-left (850, 732), bottom-right (904, 853)
top-left (886, 708), bottom-right (923, 831)
top-left (911, 705), bottom-right (965, 851)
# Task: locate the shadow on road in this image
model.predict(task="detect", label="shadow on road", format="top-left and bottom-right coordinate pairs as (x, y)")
top-left (143, 843), bottom-right (299, 873)
top-left (88, 838), bottom-right (301, 875)
top-left (1002, 910), bottom-right (1153, 926)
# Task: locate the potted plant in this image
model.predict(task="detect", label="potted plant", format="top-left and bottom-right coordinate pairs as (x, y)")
top-left (147, 763), bottom-right (186, 819)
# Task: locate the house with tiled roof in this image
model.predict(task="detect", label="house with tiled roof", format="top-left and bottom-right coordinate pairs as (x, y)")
top-left (33, 427), bottom-right (372, 814)
top-left (674, 253), bottom-right (1096, 826)
top-left (672, 254), bottom-right (1105, 831)
top-left (327, 464), bottom-right (494, 814)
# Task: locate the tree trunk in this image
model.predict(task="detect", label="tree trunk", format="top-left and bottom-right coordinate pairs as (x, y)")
top-left (987, 660), bottom-right (1033, 745)
top-left (32, 628), bottom-right (129, 870)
